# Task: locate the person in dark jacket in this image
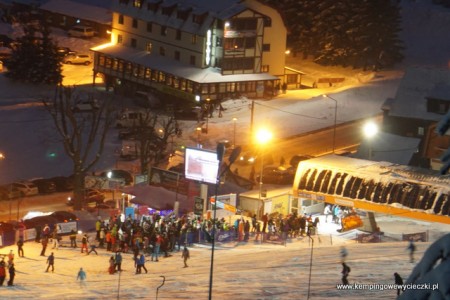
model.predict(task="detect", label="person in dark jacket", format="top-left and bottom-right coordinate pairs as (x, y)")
top-left (139, 254), bottom-right (148, 274)
top-left (394, 272), bottom-right (403, 296)
top-left (115, 252), bottom-right (123, 272)
top-left (46, 252), bottom-right (55, 273)
top-left (17, 238), bottom-right (24, 257)
top-left (7, 263), bottom-right (15, 286)
top-left (341, 262), bottom-right (350, 285)
top-left (40, 236), bottom-right (48, 256)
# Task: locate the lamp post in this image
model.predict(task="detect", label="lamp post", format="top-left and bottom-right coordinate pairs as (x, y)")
top-left (256, 128), bottom-right (272, 207)
top-left (205, 98), bottom-right (211, 134)
top-left (323, 95), bottom-right (338, 153)
top-left (232, 118), bottom-right (237, 148)
top-left (196, 127), bottom-right (202, 147)
top-left (363, 121), bottom-right (378, 160)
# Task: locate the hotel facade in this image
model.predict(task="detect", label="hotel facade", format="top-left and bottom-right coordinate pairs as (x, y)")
top-left (91, 0), bottom-right (287, 103)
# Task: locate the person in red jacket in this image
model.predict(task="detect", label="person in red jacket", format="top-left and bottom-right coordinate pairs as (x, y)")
top-left (0, 259), bottom-right (6, 286)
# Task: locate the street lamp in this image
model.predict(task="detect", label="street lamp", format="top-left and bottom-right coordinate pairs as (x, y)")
top-left (323, 95), bottom-right (338, 153)
top-left (363, 121), bottom-right (378, 160)
top-left (256, 128), bottom-right (272, 204)
top-left (232, 118), bottom-right (237, 148)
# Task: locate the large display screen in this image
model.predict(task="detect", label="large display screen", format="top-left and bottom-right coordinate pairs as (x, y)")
top-left (184, 147), bottom-right (220, 184)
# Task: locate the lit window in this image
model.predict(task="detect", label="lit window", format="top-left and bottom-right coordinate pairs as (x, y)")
top-left (191, 34), bottom-right (197, 44)
top-left (146, 42), bottom-right (152, 53)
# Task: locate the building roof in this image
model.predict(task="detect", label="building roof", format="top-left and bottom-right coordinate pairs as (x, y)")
top-left (389, 66), bottom-right (450, 121)
top-left (353, 131), bottom-right (421, 165)
top-left (111, 0), bottom-right (263, 36)
top-left (40, 0), bottom-right (112, 25)
top-left (92, 43), bottom-right (279, 83)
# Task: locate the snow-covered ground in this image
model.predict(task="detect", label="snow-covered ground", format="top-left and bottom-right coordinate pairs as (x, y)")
top-left (1, 0), bottom-right (450, 298)
top-left (0, 214), bottom-right (449, 299)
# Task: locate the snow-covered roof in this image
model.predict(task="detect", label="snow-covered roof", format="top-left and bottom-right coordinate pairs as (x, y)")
top-left (93, 44), bottom-right (278, 83)
top-left (389, 66), bottom-right (450, 121)
top-left (111, 0), bottom-right (249, 36)
top-left (294, 154), bottom-right (450, 219)
top-left (353, 131), bottom-right (421, 165)
top-left (40, 0), bottom-right (112, 25)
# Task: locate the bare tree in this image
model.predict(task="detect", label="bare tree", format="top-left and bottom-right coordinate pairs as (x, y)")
top-left (122, 109), bottom-right (178, 174)
top-left (43, 86), bottom-right (114, 210)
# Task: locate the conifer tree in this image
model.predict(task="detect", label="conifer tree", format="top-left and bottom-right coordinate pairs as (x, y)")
top-left (5, 22), bottom-right (62, 84)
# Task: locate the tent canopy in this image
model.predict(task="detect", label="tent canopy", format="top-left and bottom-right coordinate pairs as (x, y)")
top-left (122, 184), bottom-right (191, 212)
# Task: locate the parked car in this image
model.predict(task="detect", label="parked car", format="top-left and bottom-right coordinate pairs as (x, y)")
top-left (256, 166), bottom-right (295, 185)
top-left (0, 184), bottom-right (21, 200)
top-left (72, 99), bottom-right (99, 112)
top-left (56, 46), bottom-right (76, 57)
top-left (67, 25), bottom-right (94, 38)
top-left (236, 150), bottom-right (257, 165)
top-left (85, 202), bottom-right (115, 213)
top-left (100, 169), bottom-right (133, 186)
top-left (118, 128), bottom-right (141, 140)
top-left (12, 181), bottom-right (39, 197)
top-left (63, 53), bottom-right (92, 65)
top-left (31, 178), bottom-right (57, 194)
top-left (289, 155), bottom-right (313, 168)
top-left (50, 176), bottom-right (74, 192)
top-left (23, 215), bottom-right (59, 231)
top-left (50, 211), bottom-right (78, 223)
top-left (67, 189), bottom-right (105, 206)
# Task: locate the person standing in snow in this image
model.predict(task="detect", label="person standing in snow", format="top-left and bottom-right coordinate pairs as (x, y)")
top-left (341, 262), bottom-right (350, 285)
top-left (115, 252), bottom-right (123, 272)
top-left (340, 246), bottom-right (348, 263)
top-left (108, 256), bottom-right (115, 274)
top-left (407, 239), bottom-right (416, 263)
top-left (77, 268), bottom-right (86, 286)
top-left (70, 230), bottom-right (77, 248)
top-left (46, 252), bottom-right (55, 273)
top-left (81, 234), bottom-right (89, 254)
top-left (394, 272), bottom-right (403, 296)
top-left (0, 259), bottom-right (6, 286)
top-left (40, 236), bottom-right (48, 256)
top-left (324, 204), bottom-right (332, 223)
top-left (17, 238), bottom-right (24, 257)
top-left (7, 263), bottom-right (15, 286)
top-left (181, 246), bottom-right (190, 268)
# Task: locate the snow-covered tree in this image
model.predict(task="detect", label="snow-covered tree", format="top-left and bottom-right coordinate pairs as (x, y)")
top-left (399, 233), bottom-right (450, 300)
top-left (263, 0), bottom-right (404, 70)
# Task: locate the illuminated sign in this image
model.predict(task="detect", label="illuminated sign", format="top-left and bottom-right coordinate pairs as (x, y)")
top-left (205, 29), bottom-right (211, 65)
